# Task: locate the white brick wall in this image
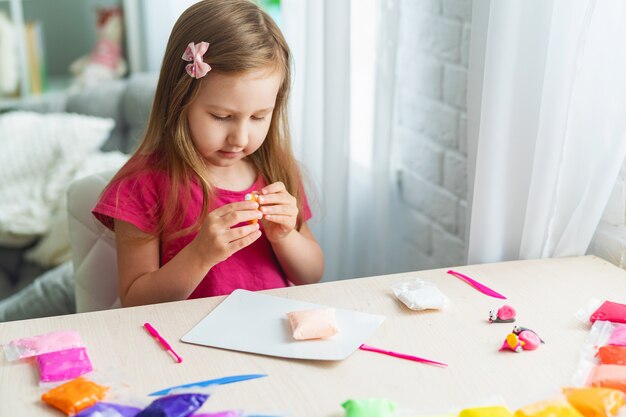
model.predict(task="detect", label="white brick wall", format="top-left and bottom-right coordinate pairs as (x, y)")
top-left (588, 162), bottom-right (626, 268)
top-left (392, 0), bottom-right (471, 271)
top-left (393, 0), bottom-right (626, 272)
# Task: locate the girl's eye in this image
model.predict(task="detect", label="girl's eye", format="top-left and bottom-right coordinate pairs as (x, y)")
top-left (251, 115), bottom-right (266, 121)
top-left (211, 114), bottom-right (230, 121)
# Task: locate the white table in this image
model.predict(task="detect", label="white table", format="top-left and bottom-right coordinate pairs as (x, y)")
top-left (1, 256), bottom-right (624, 416)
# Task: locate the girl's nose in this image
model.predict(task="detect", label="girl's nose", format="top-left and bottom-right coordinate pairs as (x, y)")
top-left (228, 121), bottom-right (248, 148)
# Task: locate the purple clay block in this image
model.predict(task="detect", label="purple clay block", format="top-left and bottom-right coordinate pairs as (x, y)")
top-left (136, 393), bottom-right (209, 417)
top-left (74, 402), bottom-right (142, 417)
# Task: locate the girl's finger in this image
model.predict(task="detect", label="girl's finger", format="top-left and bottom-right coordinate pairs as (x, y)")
top-left (260, 181), bottom-right (286, 195)
top-left (229, 229), bottom-right (262, 251)
top-left (224, 209), bottom-right (263, 227)
top-left (226, 223), bottom-right (260, 242)
top-left (212, 200), bottom-right (259, 217)
top-left (260, 204), bottom-right (297, 216)
top-left (262, 214), bottom-right (294, 226)
top-left (257, 192), bottom-right (294, 206)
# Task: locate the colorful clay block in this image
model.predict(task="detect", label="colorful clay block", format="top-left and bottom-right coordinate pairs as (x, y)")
top-left (607, 324), bottom-right (626, 347)
top-left (36, 347), bottom-right (93, 382)
top-left (136, 393), bottom-right (209, 417)
top-left (562, 387), bottom-right (624, 417)
top-left (287, 308), bottom-right (339, 340)
top-left (74, 402), bottom-right (141, 417)
top-left (514, 399), bottom-right (585, 417)
top-left (459, 405), bottom-right (514, 417)
top-left (341, 398), bottom-right (396, 417)
top-left (41, 376), bottom-right (109, 415)
top-left (587, 365), bottom-right (626, 394)
top-left (590, 301), bottom-right (626, 324)
top-left (596, 345), bottom-right (626, 365)
top-left (244, 192), bottom-right (261, 224)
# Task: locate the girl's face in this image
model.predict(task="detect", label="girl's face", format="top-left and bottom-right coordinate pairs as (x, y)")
top-left (187, 67), bottom-right (282, 172)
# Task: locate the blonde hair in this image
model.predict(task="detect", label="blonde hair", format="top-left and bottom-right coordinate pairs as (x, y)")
top-left (107, 0), bottom-right (303, 240)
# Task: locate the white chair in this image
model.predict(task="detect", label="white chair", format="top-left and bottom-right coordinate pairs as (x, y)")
top-left (67, 170), bottom-right (121, 313)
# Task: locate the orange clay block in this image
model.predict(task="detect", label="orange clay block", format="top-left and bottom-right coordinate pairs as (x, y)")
top-left (514, 399), bottom-right (585, 417)
top-left (596, 345), bottom-right (626, 365)
top-left (459, 405), bottom-right (514, 417)
top-left (562, 387), bottom-right (624, 417)
top-left (41, 376), bottom-right (108, 415)
top-left (244, 192), bottom-right (261, 224)
top-left (587, 365), bottom-right (626, 394)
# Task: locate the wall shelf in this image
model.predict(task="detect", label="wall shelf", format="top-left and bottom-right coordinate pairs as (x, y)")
top-left (0, 0), bottom-right (141, 109)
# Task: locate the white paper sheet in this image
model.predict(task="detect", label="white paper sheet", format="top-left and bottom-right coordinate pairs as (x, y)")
top-left (181, 289), bottom-right (385, 361)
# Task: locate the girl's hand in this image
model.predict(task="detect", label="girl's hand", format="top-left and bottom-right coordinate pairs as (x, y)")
top-left (258, 181), bottom-right (298, 242)
top-left (192, 200), bottom-right (263, 267)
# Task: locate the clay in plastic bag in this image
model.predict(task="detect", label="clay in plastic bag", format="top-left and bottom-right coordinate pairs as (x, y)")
top-left (590, 301), bottom-right (626, 325)
top-left (562, 387), bottom-right (624, 417)
top-left (607, 324), bottom-right (626, 347)
top-left (514, 398), bottom-right (584, 416)
top-left (41, 376), bottom-right (109, 415)
top-left (596, 345), bottom-right (626, 365)
top-left (37, 347), bottom-right (93, 382)
top-left (286, 308), bottom-right (339, 340)
top-left (74, 402), bottom-right (142, 417)
top-left (459, 405), bottom-right (514, 416)
top-left (391, 278), bottom-right (449, 310)
top-left (341, 398), bottom-right (396, 417)
top-left (3, 330), bottom-right (84, 361)
top-left (587, 365), bottom-right (626, 393)
top-left (135, 393), bottom-right (209, 417)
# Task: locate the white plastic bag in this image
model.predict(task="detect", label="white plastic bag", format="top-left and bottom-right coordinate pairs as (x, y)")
top-left (391, 278), bottom-right (449, 311)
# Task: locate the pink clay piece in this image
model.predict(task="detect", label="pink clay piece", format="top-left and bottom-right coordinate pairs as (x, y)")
top-left (497, 305), bottom-right (516, 321)
top-left (518, 330), bottom-right (541, 350)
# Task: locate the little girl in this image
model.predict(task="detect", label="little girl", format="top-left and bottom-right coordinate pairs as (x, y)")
top-left (93, 0), bottom-right (324, 307)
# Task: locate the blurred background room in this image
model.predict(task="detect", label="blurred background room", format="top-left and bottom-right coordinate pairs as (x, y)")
top-left (0, 0), bottom-right (624, 321)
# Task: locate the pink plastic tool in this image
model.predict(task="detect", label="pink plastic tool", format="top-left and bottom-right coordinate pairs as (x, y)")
top-left (144, 323), bottom-right (183, 363)
top-left (447, 269), bottom-right (507, 299)
top-left (359, 344), bottom-right (447, 367)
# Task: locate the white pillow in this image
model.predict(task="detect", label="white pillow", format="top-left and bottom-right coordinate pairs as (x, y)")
top-left (25, 151), bottom-right (129, 267)
top-left (0, 111), bottom-right (114, 247)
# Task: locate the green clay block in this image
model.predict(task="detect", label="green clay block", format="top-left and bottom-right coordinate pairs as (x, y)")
top-left (407, 414), bottom-right (457, 417)
top-left (342, 398), bottom-right (397, 417)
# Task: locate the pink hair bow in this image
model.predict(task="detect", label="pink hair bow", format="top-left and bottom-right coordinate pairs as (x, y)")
top-left (182, 41), bottom-right (211, 79)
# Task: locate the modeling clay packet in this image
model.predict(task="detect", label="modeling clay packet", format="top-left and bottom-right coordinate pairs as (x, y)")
top-left (514, 398), bottom-right (584, 417)
top-left (74, 402), bottom-right (142, 417)
top-left (590, 301), bottom-right (626, 325)
top-left (562, 387), bottom-right (624, 417)
top-left (193, 411), bottom-right (292, 417)
top-left (459, 405), bottom-right (514, 417)
top-left (586, 365), bottom-right (626, 393)
top-left (41, 376), bottom-right (109, 415)
top-left (341, 398), bottom-right (396, 417)
top-left (286, 308), bottom-right (339, 340)
top-left (37, 347), bottom-right (93, 382)
top-left (3, 330), bottom-right (84, 361)
top-left (596, 345), bottom-right (626, 365)
top-left (135, 393), bottom-right (209, 417)
top-left (571, 320), bottom-right (617, 387)
top-left (607, 324), bottom-right (626, 347)
top-left (391, 278), bottom-right (449, 310)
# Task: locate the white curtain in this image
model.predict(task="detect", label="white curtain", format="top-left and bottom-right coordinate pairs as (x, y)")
top-left (282, 0), bottom-right (397, 280)
top-left (467, 0), bottom-right (626, 264)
